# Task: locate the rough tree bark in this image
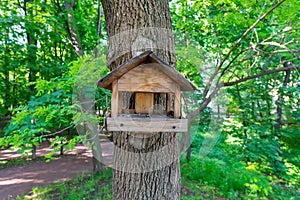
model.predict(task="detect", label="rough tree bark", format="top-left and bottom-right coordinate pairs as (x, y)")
top-left (101, 0), bottom-right (181, 199)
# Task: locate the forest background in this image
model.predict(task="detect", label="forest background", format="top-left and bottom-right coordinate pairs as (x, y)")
top-left (0, 0), bottom-right (299, 199)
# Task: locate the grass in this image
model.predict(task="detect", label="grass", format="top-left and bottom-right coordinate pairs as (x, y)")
top-left (19, 169), bottom-right (113, 200)
top-left (0, 156), bottom-right (45, 169)
top-left (0, 153), bottom-right (82, 170)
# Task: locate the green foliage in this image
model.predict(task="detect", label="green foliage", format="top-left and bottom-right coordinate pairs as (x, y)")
top-left (0, 53), bottom-right (109, 159)
top-left (0, 0), bottom-right (75, 115)
top-left (181, 155), bottom-right (272, 197)
top-left (181, 154), bottom-right (300, 199)
top-left (0, 77), bottom-right (73, 150)
top-left (0, 0), bottom-right (106, 116)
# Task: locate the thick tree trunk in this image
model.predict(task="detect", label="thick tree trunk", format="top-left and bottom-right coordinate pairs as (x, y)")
top-left (113, 132), bottom-right (180, 199)
top-left (101, 0), bottom-right (180, 199)
top-left (101, 0), bottom-right (176, 70)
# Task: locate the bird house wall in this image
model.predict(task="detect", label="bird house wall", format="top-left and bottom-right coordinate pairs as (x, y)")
top-left (118, 64), bottom-right (176, 93)
top-left (111, 65), bottom-right (182, 117)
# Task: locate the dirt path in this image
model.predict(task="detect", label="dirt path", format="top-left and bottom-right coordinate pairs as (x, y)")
top-left (0, 142), bottom-right (114, 200)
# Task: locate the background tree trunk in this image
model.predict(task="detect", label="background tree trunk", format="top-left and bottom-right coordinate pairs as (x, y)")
top-left (63, 0), bottom-right (105, 172)
top-left (23, 0), bottom-right (38, 160)
top-left (274, 66), bottom-right (291, 174)
top-left (64, 0), bottom-right (84, 57)
top-left (101, 0), bottom-right (180, 199)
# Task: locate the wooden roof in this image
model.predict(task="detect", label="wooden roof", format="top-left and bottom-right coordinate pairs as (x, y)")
top-left (97, 50), bottom-right (196, 91)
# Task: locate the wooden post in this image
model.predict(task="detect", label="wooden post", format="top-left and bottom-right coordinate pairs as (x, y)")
top-left (118, 91), bottom-right (123, 114)
top-left (111, 80), bottom-right (119, 117)
top-left (166, 93), bottom-right (171, 114)
top-left (174, 84), bottom-right (180, 119)
top-left (135, 92), bottom-right (154, 114)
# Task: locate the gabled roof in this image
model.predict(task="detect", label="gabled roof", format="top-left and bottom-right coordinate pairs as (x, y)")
top-left (97, 50), bottom-right (196, 91)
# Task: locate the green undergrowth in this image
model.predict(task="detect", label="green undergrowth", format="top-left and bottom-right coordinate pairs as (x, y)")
top-left (180, 155), bottom-right (300, 200)
top-left (19, 169), bottom-right (113, 200)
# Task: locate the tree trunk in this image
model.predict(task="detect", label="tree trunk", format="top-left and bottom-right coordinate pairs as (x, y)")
top-left (63, 0), bottom-right (105, 171)
top-left (4, 40), bottom-right (10, 114)
top-left (32, 144), bottom-right (37, 160)
top-left (274, 66), bottom-right (291, 173)
top-left (64, 0), bottom-right (84, 57)
top-left (101, 0), bottom-right (176, 70)
top-left (24, 0), bottom-right (38, 160)
top-left (75, 90), bottom-right (105, 173)
top-left (113, 132), bottom-right (180, 200)
top-left (24, 0), bottom-right (37, 93)
top-left (101, 0), bottom-right (180, 199)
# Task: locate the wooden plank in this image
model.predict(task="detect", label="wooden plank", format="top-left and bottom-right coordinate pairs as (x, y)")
top-left (174, 84), bottom-right (180, 118)
top-left (111, 80), bottom-right (119, 117)
top-left (118, 82), bottom-right (174, 93)
top-left (166, 93), bottom-right (172, 113)
top-left (135, 92), bottom-right (154, 114)
top-left (120, 109), bottom-right (135, 114)
top-left (106, 117), bottom-right (188, 133)
top-left (118, 91), bottom-right (122, 114)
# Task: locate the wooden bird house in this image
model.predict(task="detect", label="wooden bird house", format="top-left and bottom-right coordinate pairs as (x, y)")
top-left (97, 50), bottom-right (196, 133)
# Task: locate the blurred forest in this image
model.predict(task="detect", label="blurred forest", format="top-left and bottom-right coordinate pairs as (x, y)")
top-left (0, 0), bottom-right (299, 199)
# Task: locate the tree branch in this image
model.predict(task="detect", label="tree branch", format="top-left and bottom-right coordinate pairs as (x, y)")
top-left (258, 41), bottom-right (300, 60)
top-left (188, 83), bottom-right (223, 120)
top-left (203, 0), bottom-right (287, 99)
top-left (223, 66), bottom-right (299, 87)
top-left (41, 124), bottom-right (74, 138)
top-left (189, 65), bottom-right (299, 120)
top-left (216, 26), bottom-right (298, 86)
top-left (216, 47), bottom-right (252, 85)
top-left (17, 0), bottom-right (25, 10)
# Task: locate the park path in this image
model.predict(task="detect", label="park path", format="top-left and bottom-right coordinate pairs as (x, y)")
top-left (0, 141), bottom-right (114, 200)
